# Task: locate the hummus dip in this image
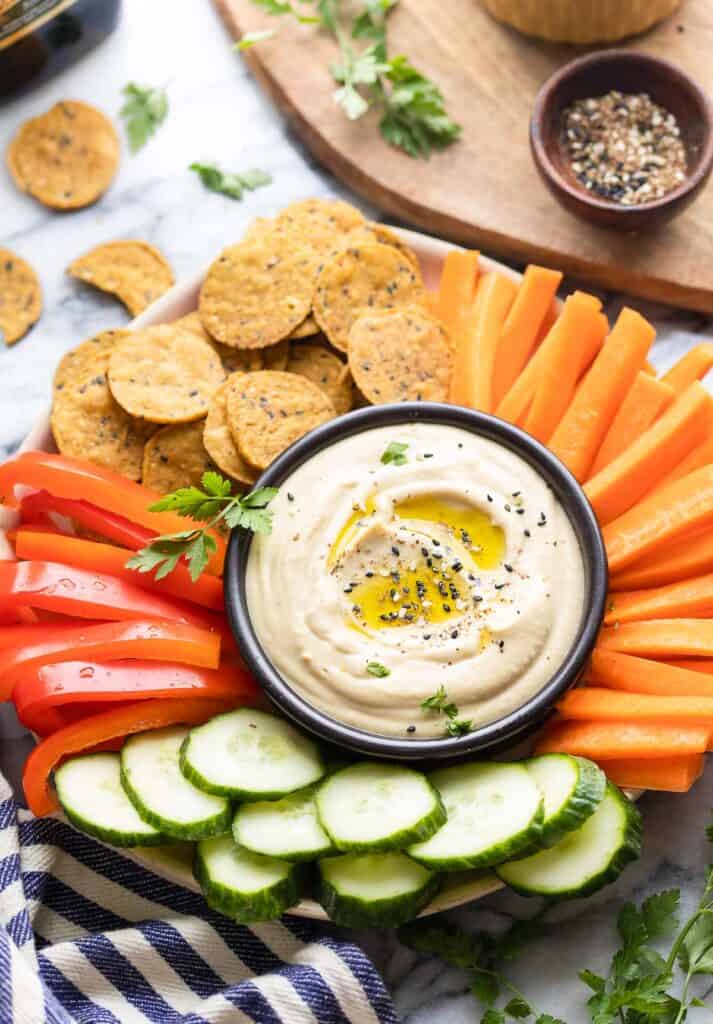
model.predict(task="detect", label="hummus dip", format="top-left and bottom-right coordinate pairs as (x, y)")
top-left (246, 423), bottom-right (585, 739)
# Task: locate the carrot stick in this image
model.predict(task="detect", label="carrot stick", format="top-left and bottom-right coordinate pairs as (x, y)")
top-left (663, 342), bottom-right (713, 392)
top-left (559, 686), bottom-right (713, 723)
top-left (535, 719), bottom-right (710, 758)
top-left (491, 265), bottom-right (562, 408)
top-left (584, 382), bottom-right (713, 524)
top-left (603, 464), bottom-right (713, 573)
top-left (437, 251), bottom-right (479, 396)
top-left (423, 291), bottom-right (440, 316)
top-left (548, 308), bottom-right (656, 482)
top-left (589, 372), bottom-right (675, 476)
top-left (594, 755), bottom-right (703, 793)
top-left (605, 572), bottom-right (713, 626)
top-left (588, 649), bottom-right (713, 697)
top-left (667, 659), bottom-right (713, 675)
top-left (536, 299), bottom-right (559, 346)
top-left (524, 296), bottom-right (607, 443)
top-left (610, 529), bottom-right (713, 592)
top-left (598, 619), bottom-right (713, 659)
top-left (644, 361), bottom-right (657, 375)
top-left (450, 272), bottom-right (518, 411)
top-left (654, 432), bottom-right (713, 492)
top-left (495, 292), bottom-right (603, 426)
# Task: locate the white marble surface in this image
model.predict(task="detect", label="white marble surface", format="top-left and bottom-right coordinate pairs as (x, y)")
top-left (1, 1), bottom-right (713, 1021)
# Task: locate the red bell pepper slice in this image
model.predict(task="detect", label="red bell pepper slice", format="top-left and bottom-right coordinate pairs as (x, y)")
top-left (0, 621), bottom-right (102, 651)
top-left (20, 491), bottom-right (155, 550)
top-left (13, 658), bottom-right (257, 735)
top-left (0, 452), bottom-right (225, 574)
top-left (0, 620), bottom-right (221, 700)
top-left (14, 529), bottom-right (224, 611)
top-left (23, 697), bottom-right (237, 816)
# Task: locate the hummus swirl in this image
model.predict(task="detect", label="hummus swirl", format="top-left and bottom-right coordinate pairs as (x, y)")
top-left (246, 423), bottom-right (585, 739)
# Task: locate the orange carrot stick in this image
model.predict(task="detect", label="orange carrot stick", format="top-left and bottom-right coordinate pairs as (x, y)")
top-left (437, 250), bottom-right (479, 390)
top-left (610, 529), bottom-right (713, 592)
top-left (644, 361), bottom-right (657, 375)
top-left (584, 382), bottom-right (713, 524)
top-left (667, 659), bottom-right (713, 675)
top-left (654, 432), bottom-right (713, 492)
top-left (559, 686), bottom-right (713, 723)
top-left (663, 342), bottom-right (713, 392)
top-left (450, 272), bottom-right (518, 411)
top-left (589, 372), bottom-right (675, 476)
top-left (423, 291), bottom-right (440, 316)
top-left (594, 755), bottom-right (703, 793)
top-left (491, 265), bottom-right (562, 408)
top-left (495, 292), bottom-right (602, 426)
top-left (535, 719), bottom-right (710, 758)
top-left (588, 649), bottom-right (713, 697)
top-left (548, 308), bottom-right (656, 482)
top-left (603, 464), bottom-right (713, 573)
top-left (605, 572), bottom-right (713, 626)
top-left (598, 619), bottom-right (713, 659)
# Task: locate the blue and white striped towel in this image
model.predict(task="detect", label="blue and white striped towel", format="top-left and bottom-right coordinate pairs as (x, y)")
top-left (0, 775), bottom-right (397, 1024)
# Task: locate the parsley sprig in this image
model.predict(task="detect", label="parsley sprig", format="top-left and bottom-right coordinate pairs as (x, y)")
top-left (120, 83), bottom-right (169, 153)
top-left (381, 440), bottom-right (408, 465)
top-left (421, 684), bottom-right (472, 737)
top-left (126, 472), bottom-right (277, 582)
top-left (240, 0), bottom-right (461, 158)
top-left (190, 163), bottom-right (272, 200)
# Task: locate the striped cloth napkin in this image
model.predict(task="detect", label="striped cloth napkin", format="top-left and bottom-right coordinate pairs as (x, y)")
top-left (0, 774), bottom-right (397, 1024)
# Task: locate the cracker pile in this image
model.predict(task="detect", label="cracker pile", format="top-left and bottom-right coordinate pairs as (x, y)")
top-left (50, 198), bottom-right (453, 491)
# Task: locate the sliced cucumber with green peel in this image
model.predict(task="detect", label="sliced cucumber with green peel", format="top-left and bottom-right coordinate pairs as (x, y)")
top-left (526, 754), bottom-right (606, 849)
top-left (120, 726), bottom-right (232, 840)
top-left (233, 787), bottom-right (333, 861)
top-left (55, 753), bottom-right (165, 848)
top-left (317, 851), bottom-right (440, 927)
top-left (496, 783), bottom-right (642, 899)
top-left (407, 762), bottom-right (543, 871)
top-left (194, 835), bottom-right (303, 922)
top-left (180, 708), bottom-right (325, 799)
top-left (315, 763), bottom-right (446, 852)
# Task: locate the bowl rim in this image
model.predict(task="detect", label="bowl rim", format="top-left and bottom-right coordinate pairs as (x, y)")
top-left (530, 47), bottom-right (713, 215)
top-left (224, 402), bottom-right (608, 760)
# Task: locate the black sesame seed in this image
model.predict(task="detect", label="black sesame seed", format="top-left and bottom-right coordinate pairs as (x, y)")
top-left (407, 725), bottom-right (416, 733)
top-left (287, 493), bottom-right (294, 502)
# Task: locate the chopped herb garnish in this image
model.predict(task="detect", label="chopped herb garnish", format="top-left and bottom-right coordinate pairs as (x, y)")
top-left (189, 162), bottom-right (272, 200)
top-left (120, 83), bottom-right (168, 153)
top-left (381, 440), bottom-right (409, 465)
top-left (421, 684), bottom-right (470, 737)
top-left (367, 661), bottom-right (390, 677)
top-left (445, 717), bottom-right (472, 737)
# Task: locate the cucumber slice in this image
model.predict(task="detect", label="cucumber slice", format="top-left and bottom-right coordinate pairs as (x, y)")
top-left (55, 753), bottom-right (165, 848)
top-left (121, 726), bottom-right (232, 840)
top-left (407, 762), bottom-right (543, 871)
top-left (527, 754), bottom-right (606, 849)
top-left (233, 787), bottom-right (334, 861)
top-left (496, 783), bottom-right (642, 899)
top-left (180, 708), bottom-right (325, 800)
top-left (317, 851), bottom-right (440, 927)
top-left (194, 835), bottom-right (303, 922)
top-left (315, 763), bottom-right (446, 852)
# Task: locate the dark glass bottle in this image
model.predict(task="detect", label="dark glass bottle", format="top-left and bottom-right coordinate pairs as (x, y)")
top-left (0, 0), bottom-right (121, 100)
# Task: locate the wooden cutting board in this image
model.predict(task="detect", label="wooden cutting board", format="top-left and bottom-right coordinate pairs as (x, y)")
top-left (213, 0), bottom-right (713, 313)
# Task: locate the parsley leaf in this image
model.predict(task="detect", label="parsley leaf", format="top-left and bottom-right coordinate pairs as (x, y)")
top-left (237, 29), bottom-right (278, 48)
top-left (503, 996), bottom-right (532, 1019)
top-left (379, 55), bottom-right (462, 158)
top-left (366, 661), bottom-right (390, 677)
top-left (381, 441), bottom-right (409, 465)
top-left (127, 474), bottom-right (278, 581)
top-left (190, 163), bottom-right (272, 200)
top-left (420, 684), bottom-right (457, 717)
top-left (446, 717), bottom-right (472, 737)
top-left (120, 83), bottom-right (168, 153)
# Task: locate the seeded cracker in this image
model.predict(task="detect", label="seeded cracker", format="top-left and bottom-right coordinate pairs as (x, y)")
top-left (108, 323), bottom-right (225, 424)
top-left (276, 198), bottom-right (366, 257)
top-left (314, 242), bottom-right (425, 353)
top-left (344, 222), bottom-right (420, 271)
top-left (289, 314), bottom-right (320, 340)
top-left (0, 249), bottom-right (42, 345)
top-left (51, 329), bottom-right (154, 480)
top-left (287, 343), bottom-right (352, 416)
top-left (203, 378), bottom-right (258, 487)
top-left (172, 311), bottom-right (264, 374)
top-left (142, 421), bottom-right (218, 494)
top-left (199, 235), bottom-right (317, 349)
top-left (227, 370), bottom-right (335, 471)
top-left (68, 240), bottom-right (174, 316)
top-left (348, 307), bottom-right (452, 403)
top-left (7, 100), bottom-right (120, 210)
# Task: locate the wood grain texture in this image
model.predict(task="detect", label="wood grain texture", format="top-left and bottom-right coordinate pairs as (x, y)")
top-left (213, 0), bottom-right (713, 312)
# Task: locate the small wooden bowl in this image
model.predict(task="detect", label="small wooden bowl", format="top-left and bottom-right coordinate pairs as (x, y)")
top-left (530, 49), bottom-right (713, 231)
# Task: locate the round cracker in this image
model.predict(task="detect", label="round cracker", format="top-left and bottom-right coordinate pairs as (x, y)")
top-left (175, 311), bottom-right (264, 374)
top-left (51, 329), bottom-right (153, 480)
top-left (288, 314), bottom-right (319, 340)
top-left (0, 249), bottom-right (42, 345)
top-left (227, 370), bottom-right (335, 471)
top-left (276, 198), bottom-right (365, 258)
top-left (7, 100), bottom-right (120, 210)
top-left (142, 421), bottom-right (218, 494)
top-left (203, 378), bottom-right (258, 487)
top-left (348, 307), bottom-right (452, 404)
top-left (263, 339), bottom-right (290, 371)
top-left (287, 343), bottom-right (352, 416)
top-left (199, 235), bottom-right (317, 349)
top-left (68, 240), bottom-right (174, 317)
top-left (313, 242), bottom-right (425, 353)
top-left (344, 222), bottom-right (420, 271)
top-left (108, 323), bottom-right (225, 424)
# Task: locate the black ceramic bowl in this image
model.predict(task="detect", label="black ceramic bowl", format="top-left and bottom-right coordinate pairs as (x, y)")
top-left (224, 403), bottom-right (607, 761)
